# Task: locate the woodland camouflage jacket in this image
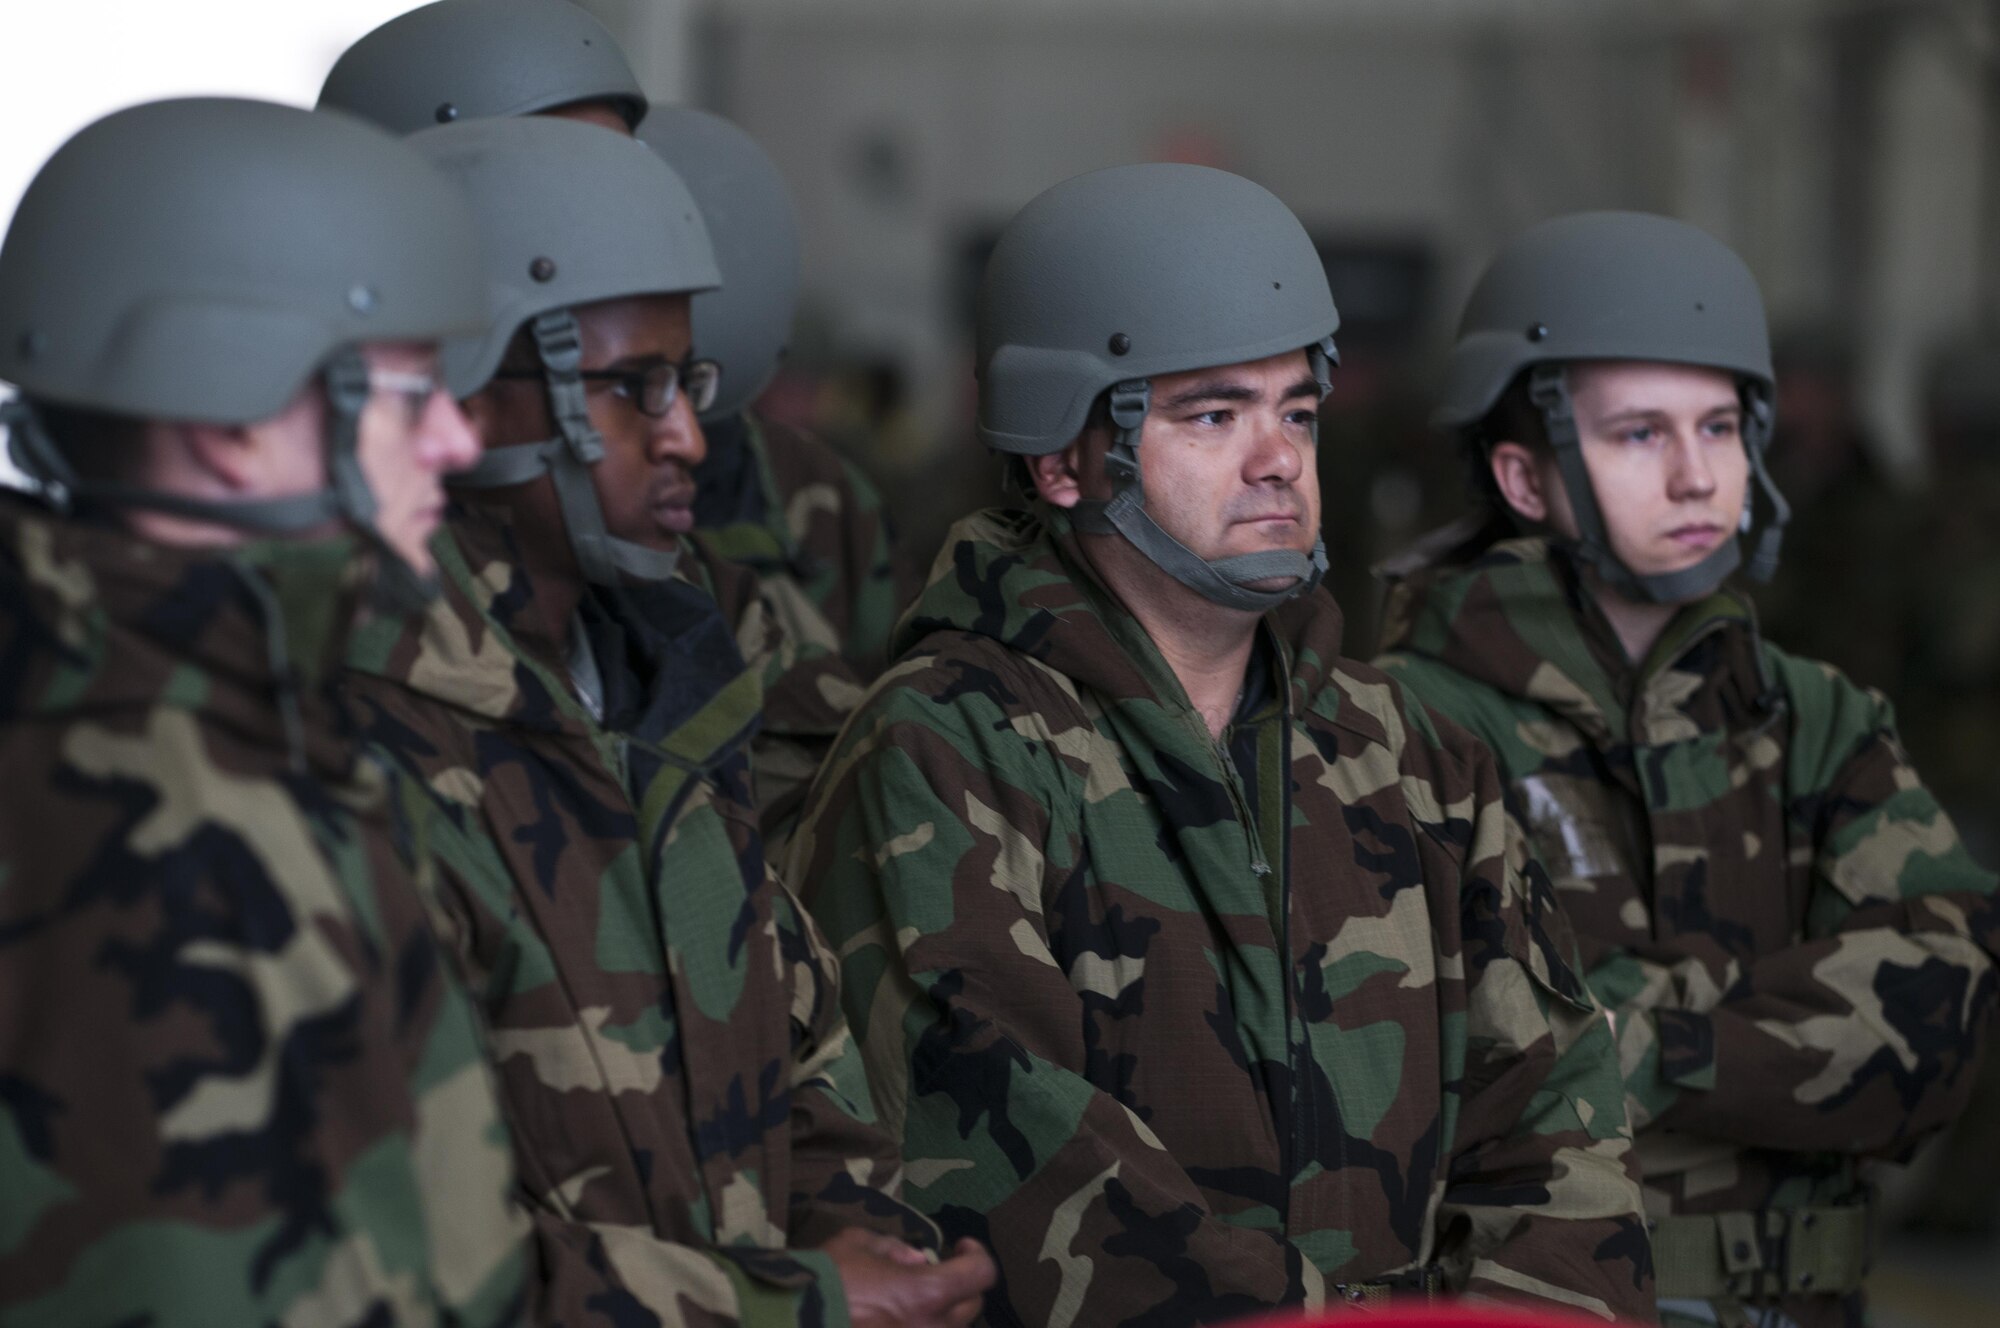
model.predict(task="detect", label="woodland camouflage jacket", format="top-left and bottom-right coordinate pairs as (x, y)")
top-left (1377, 533), bottom-right (2000, 1325)
top-left (692, 411), bottom-right (919, 676)
top-left (682, 535), bottom-right (867, 856)
top-left (785, 507), bottom-right (1653, 1327)
top-left (341, 502), bottom-right (934, 1328)
top-left (0, 496), bottom-right (527, 1328)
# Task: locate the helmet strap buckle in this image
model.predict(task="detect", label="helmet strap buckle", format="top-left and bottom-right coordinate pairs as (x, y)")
top-left (531, 311), bottom-right (604, 466)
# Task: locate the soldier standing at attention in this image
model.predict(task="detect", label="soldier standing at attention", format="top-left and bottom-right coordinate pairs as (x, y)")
top-left (785, 164), bottom-right (1652, 1325)
top-left (338, 116), bottom-right (993, 1328)
top-left (0, 99), bottom-right (527, 1325)
top-left (1374, 211), bottom-right (2000, 1328)
top-left (322, 0), bottom-right (920, 676)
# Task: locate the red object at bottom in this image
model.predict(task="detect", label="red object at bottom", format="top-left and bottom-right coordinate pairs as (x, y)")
top-left (1246, 1306), bottom-right (1635, 1327)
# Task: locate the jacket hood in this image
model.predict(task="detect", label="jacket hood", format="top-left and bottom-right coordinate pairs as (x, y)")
top-left (346, 500), bottom-right (760, 771)
top-left (1377, 530), bottom-right (1751, 746)
top-left (898, 505), bottom-right (1349, 719)
top-left (0, 492), bottom-right (371, 775)
top-left (345, 499), bottom-right (578, 729)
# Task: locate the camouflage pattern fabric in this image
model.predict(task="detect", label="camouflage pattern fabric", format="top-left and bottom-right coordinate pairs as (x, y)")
top-left (785, 506), bottom-right (1653, 1327)
top-left (341, 501), bottom-right (935, 1328)
top-left (0, 494), bottom-right (528, 1328)
top-left (1376, 533), bottom-right (2000, 1328)
top-left (682, 534), bottom-right (867, 858)
top-left (692, 410), bottom-right (919, 676)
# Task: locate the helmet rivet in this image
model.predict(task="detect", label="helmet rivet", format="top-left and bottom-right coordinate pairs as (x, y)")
top-left (1695, 301), bottom-right (1707, 312)
top-left (1109, 333), bottom-right (1132, 356)
top-left (1527, 323), bottom-right (1549, 342)
top-left (530, 257), bottom-right (558, 283)
top-left (1273, 281), bottom-right (1282, 290)
top-left (347, 285), bottom-right (377, 314)
top-left (435, 103), bottom-right (460, 124)
top-left (17, 330), bottom-right (45, 360)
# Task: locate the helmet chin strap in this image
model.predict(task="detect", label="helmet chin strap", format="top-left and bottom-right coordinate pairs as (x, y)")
top-left (1068, 336), bottom-right (1336, 613)
top-left (3, 348), bottom-right (436, 615)
top-left (445, 309), bottom-right (681, 586)
top-left (1528, 364), bottom-right (1789, 606)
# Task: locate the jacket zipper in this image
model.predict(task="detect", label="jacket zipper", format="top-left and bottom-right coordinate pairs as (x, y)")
top-left (1207, 710), bottom-right (1298, 1237)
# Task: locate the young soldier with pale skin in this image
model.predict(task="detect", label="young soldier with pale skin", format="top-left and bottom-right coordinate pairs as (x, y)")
top-left (1377, 210), bottom-right (1999, 1328)
top-left (1486, 361), bottom-right (1751, 665)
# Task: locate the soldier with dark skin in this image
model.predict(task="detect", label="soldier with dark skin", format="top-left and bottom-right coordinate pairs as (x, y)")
top-left (336, 116), bottom-right (993, 1328)
top-left (0, 98), bottom-right (527, 1326)
top-left (787, 164), bottom-right (1652, 1326)
top-left (1374, 211), bottom-right (2000, 1328)
top-left (320, 0), bottom-right (883, 848)
top-left (322, 0), bottom-right (918, 676)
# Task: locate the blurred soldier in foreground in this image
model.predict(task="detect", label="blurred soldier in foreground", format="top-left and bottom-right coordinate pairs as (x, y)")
top-left (787, 164), bottom-right (1651, 1325)
top-left (0, 98), bottom-right (526, 1325)
top-left (339, 116), bottom-right (992, 1327)
top-left (321, 0), bottom-right (880, 844)
top-left (1376, 211), bottom-right (2000, 1328)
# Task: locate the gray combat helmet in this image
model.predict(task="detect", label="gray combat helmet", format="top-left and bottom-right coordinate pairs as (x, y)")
top-left (408, 115), bottom-right (720, 585)
top-left (0, 97), bottom-right (486, 604)
top-left (636, 106), bottom-right (801, 423)
top-left (1438, 210), bottom-right (1790, 604)
top-left (977, 163), bottom-right (1340, 613)
top-left (318, 0), bottom-right (647, 134)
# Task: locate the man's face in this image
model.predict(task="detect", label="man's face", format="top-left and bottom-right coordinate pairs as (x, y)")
top-left (1537, 361), bottom-right (1750, 582)
top-left (1078, 349), bottom-right (1323, 591)
top-left (575, 293), bottom-right (706, 550)
top-left (464, 292), bottom-right (705, 570)
top-left (351, 341), bottom-right (481, 577)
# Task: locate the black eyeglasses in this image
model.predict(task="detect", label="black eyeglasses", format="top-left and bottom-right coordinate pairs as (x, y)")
top-left (494, 354), bottom-right (722, 417)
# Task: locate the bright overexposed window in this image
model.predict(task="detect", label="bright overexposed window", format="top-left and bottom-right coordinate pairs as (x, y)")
top-left (0, 0), bottom-right (434, 224)
top-left (0, 0), bottom-right (434, 479)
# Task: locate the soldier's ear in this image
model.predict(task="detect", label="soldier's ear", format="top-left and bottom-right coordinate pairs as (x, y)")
top-left (1489, 440), bottom-right (1549, 523)
top-left (1028, 444), bottom-right (1086, 510)
top-left (174, 393), bottom-right (318, 497)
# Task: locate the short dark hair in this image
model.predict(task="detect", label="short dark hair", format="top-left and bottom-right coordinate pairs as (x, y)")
top-left (1462, 369), bottom-right (1550, 508)
top-left (1009, 388), bottom-right (1115, 501)
top-left (20, 398), bottom-right (147, 487)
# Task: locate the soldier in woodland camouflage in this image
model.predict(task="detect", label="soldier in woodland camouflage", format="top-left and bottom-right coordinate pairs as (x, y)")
top-left (1375, 211), bottom-right (2000, 1328)
top-left (320, 6), bottom-right (881, 842)
top-left (0, 98), bottom-right (526, 1326)
top-left (340, 115), bottom-right (992, 1327)
top-left (787, 164), bottom-right (1651, 1326)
